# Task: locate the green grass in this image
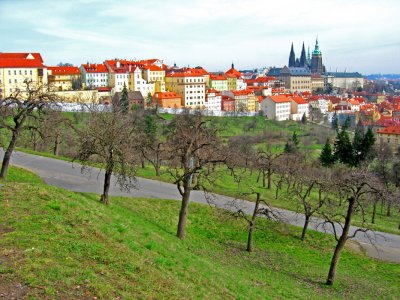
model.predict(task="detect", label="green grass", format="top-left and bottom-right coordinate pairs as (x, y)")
top-left (0, 167), bottom-right (399, 299)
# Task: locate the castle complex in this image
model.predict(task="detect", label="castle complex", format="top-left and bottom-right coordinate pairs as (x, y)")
top-left (289, 38), bottom-right (325, 74)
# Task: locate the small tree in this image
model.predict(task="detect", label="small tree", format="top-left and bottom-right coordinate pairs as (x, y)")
top-left (0, 80), bottom-right (59, 179)
top-left (320, 138), bottom-right (335, 167)
top-left (301, 112), bottom-right (307, 125)
top-left (75, 106), bottom-right (140, 204)
top-left (323, 167), bottom-right (384, 286)
top-left (165, 112), bottom-right (226, 239)
top-left (333, 127), bottom-right (353, 166)
top-left (120, 83), bottom-right (129, 113)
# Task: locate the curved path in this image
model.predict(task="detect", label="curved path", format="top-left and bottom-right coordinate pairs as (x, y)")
top-left (1, 150), bottom-right (400, 263)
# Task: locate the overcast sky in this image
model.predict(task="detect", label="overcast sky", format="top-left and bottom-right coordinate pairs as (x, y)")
top-left (1, 0), bottom-right (399, 74)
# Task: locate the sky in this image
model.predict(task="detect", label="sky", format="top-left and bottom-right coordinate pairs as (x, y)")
top-left (1, 0), bottom-right (399, 74)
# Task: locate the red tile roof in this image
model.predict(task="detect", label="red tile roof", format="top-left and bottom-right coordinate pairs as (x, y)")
top-left (210, 74), bottom-right (227, 80)
top-left (154, 92), bottom-right (181, 99)
top-left (166, 72), bottom-right (203, 78)
top-left (144, 65), bottom-right (164, 72)
top-left (225, 67), bottom-right (242, 79)
top-left (291, 95), bottom-right (308, 105)
top-left (82, 63), bottom-right (108, 73)
top-left (48, 66), bottom-right (81, 75)
top-left (268, 95), bottom-right (291, 103)
top-left (0, 52), bottom-right (45, 68)
top-left (377, 126), bottom-right (400, 135)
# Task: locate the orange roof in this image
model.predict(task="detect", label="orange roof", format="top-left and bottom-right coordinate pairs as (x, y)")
top-left (82, 63), bottom-right (108, 73)
top-left (0, 52), bottom-right (45, 68)
top-left (225, 67), bottom-right (242, 79)
top-left (377, 126), bottom-right (400, 135)
top-left (231, 89), bottom-right (253, 96)
top-left (210, 74), bottom-right (227, 80)
top-left (166, 72), bottom-right (203, 78)
top-left (48, 66), bottom-right (81, 75)
top-left (291, 95), bottom-right (308, 105)
top-left (268, 95), bottom-right (291, 103)
top-left (154, 92), bottom-right (181, 99)
top-left (257, 96), bottom-right (263, 103)
top-left (190, 67), bottom-right (209, 75)
top-left (207, 88), bottom-right (219, 93)
top-left (144, 65), bottom-right (164, 72)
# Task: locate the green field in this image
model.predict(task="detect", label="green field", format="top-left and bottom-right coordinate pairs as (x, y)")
top-left (0, 167), bottom-right (399, 299)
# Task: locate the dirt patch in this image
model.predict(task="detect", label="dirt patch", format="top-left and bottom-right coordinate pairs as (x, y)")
top-left (346, 240), bottom-right (365, 255)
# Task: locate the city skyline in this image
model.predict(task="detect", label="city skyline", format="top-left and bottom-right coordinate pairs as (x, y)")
top-left (1, 0), bottom-right (399, 74)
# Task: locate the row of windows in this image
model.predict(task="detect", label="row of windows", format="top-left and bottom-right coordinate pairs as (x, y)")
top-left (187, 101), bottom-right (204, 105)
top-left (87, 73), bottom-right (107, 77)
top-left (7, 70), bottom-right (34, 76)
top-left (88, 79), bottom-right (107, 83)
top-left (186, 96), bottom-right (204, 100)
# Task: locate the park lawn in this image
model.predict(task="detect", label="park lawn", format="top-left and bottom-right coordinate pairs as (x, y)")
top-left (0, 166), bottom-right (399, 299)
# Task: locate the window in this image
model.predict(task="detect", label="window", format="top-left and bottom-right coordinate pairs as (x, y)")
top-left (14, 70), bottom-right (16, 75)
top-left (8, 70), bottom-right (11, 75)
top-left (30, 70), bottom-right (32, 75)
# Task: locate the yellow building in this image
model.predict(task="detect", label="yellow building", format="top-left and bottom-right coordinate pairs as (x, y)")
top-left (47, 66), bottom-right (81, 91)
top-left (0, 53), bottom-right (48, 98)
top-left (165, 72), bottom-right (206, 108)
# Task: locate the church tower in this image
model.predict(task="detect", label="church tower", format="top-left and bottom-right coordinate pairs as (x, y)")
top-left (289, 42), bottom-right (296, 67)
top-left (299, 42), bottom-right (307, 68)
top-left (310, 37), bottom-right (325, 74)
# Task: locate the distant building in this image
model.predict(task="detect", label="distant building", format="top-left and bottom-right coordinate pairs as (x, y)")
top-left (273, 66), bottom-right (311, 93)
top-left (0, 52), bottom-right (48, 98)
top-left (324, 72), bottom-right (364, 90)
top-left (80, 63), bottom-right (109, 88)
top-left (112, 91), bottom-right (145, 110)
top-left (47, 66), bottom-right (81, 91)
top-left (209, 74), bottom-right (228, 91)
top-left (376, 126), bottom-right (400, 150)
top-left (205, 89), bottom-right (222, 112)
top-left (165, 72), bottom-right (206, 108)
top-left (260, 95), bottom-right (291, 121)
top-left (153, 91), bottom-right (181, 108)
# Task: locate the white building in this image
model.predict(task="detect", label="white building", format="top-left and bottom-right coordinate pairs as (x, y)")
top-left (309, 98), bottom-right (329, 114)
top-left (80, 63), bottom-right (109, 88)
top-left (236, 78), bottom-right (247, 91)
top-left (260, 95), bottom-right (291, 121)
top-left (205, 89), bottom-right (222, 112)
top-left (130, 66), bottom-right (155, 97)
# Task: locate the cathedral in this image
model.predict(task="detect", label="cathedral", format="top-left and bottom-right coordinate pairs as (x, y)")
top-left (288, 38), bottom-right (326, 74)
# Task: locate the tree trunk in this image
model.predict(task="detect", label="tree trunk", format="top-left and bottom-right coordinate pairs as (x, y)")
top-left (141, 156), bottom-right (145, 169)
top-left (53, 134), bottom-right (60, 156)
top-left (177, 180), bottom-right (191, 240)
top-left (0, 130), bottom-right (19, 179)
top-left (262, 172), bottom-right (266, 188)
top-left (326, 197), bottom-right (356, 286)
top-left (386, 201), bottom-right (391, 217)
top-left (247, 193), bottom-right (261, 252)
top-left (301, 214), bottom-right (310, 241)
top-left (267, 168), bottom-right (272, 189)
top-left (371, 201), bottom-right (377, 224)
top-left (100, 167), bottom-right (112, 205)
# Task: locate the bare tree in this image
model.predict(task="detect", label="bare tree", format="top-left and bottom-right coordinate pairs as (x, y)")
top-left (255, 146), bottom-right (282, 189)
top-left (74, 106), bottom-right (141, 204)
top-left (0, 80), bottom-right (59, 179)
top-left (322, 167), bottom-right (385, 286)
top-left (290, 164), bottom-right (330, 240)
top-left (165, 112), bottom-right (226, 239)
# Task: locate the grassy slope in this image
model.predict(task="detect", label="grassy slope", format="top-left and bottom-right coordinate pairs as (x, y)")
top-left (0, 167), bottom-right (399, 299)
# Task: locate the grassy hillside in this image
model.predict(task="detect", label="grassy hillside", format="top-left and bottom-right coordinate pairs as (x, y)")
top-left (0, 167), bottom-right (399, 299)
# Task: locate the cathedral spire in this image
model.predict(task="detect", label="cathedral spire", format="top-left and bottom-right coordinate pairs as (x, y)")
top-left (299, 42), bottom-right (306, 67)
top-left (231, 62), bottom-right (234, 69)
top-left (289, 42), bottom-right (296, 67)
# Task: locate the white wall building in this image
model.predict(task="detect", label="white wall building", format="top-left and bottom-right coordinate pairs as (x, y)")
top-left (260, 95), bottom-right (291, 121)
top-left (205, 89), bottom-right (222, 112)
top-left (80, 63), bottom-right (109, 88)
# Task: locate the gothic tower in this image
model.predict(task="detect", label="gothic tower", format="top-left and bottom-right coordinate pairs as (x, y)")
top-left (289, 42), bottom-right (296, 67)
top-left (310, 37), bottom-right (325, 74)
top-left (299, 42), bottom-right (307, 68)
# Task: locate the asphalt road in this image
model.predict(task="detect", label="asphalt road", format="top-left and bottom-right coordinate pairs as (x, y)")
top-left (1, 149), bottom-right (400, 263)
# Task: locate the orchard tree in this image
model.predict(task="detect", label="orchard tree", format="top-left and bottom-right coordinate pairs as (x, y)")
top-left (0, 80), bottom-right (60, 179)
top-left (165, 112), bottom-right (226, 239)
top-left (322, 167), bottom-right (384, 286)
top-left (75, 106), bottom-right (141, 204)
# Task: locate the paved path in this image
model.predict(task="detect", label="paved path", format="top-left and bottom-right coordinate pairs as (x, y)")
top-left (1, 150), bottom-right (400, 263)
